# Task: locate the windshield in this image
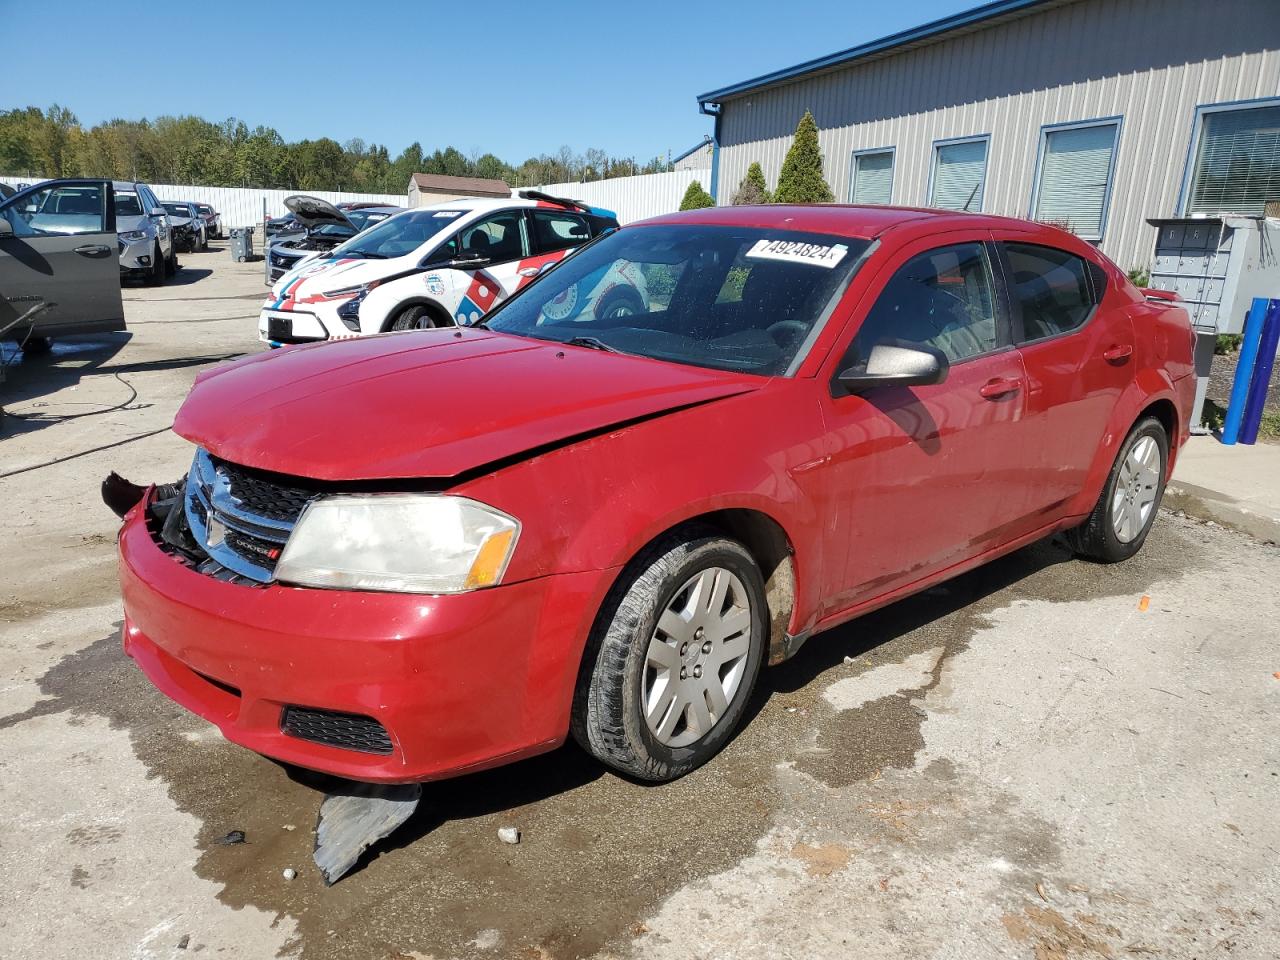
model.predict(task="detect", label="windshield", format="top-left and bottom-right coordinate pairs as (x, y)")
top-left (163, 203), bottom-right (190, 217)
top-left (483, 224), bottom-right (870, 376)
top-left (197, 205), bottom-right (212, 215)
top-left (332, 209), bottom-right (462, 258)
top-left (115, 193), bottom-right (142, 217)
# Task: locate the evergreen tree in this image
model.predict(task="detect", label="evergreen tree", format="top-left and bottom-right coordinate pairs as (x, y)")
top-left (773, 111), bottom-right (834, 204)
top-left (731, 162), bottom-right (771, 205)
top-left (679, 180), bottom-right (716, 210)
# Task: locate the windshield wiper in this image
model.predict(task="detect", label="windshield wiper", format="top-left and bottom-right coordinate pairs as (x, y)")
top-left (564, 335), bottom-right (620, 353)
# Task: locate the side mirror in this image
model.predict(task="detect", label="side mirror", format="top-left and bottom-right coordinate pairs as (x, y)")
top-left (836, 342), bottom-right (949, 395)
top-left (149, 207), bottom-right (167, 218)
top-left (0, 218), bottom-right (12, 237)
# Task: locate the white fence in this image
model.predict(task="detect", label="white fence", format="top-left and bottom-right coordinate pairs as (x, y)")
top-left (1, 175), bottom-right (405, 228)
top-left (523, 169), bottom-right (711, 224)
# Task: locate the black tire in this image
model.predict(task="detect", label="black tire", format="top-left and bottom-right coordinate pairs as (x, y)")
top-left (1067, 416), bottom-right (1168, 563)
top-left (165, 246), bottom-right (177, 277)
top-left (22, 336), bottom-right (52, 354)
top-left (571, 528), bottom-right (768, 782)
top-left (200, 229), bottom-right (209, 251)
top-left (146, 244), bottom-right (165, 286)
top-left (389, 304), bottom-right (443, 332)
top-left (597, 287), bottom-right (643, 321)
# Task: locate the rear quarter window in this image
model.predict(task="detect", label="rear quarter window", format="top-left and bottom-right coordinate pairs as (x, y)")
top-left (1003, 242), bottom-right (1099, 342)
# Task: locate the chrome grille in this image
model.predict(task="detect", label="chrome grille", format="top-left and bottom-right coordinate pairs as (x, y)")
top-left (184, 449), bottom-right (316, 583)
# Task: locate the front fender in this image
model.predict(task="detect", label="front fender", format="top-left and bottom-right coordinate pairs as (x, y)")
top-left (455, 381), bottom-right (828, 633)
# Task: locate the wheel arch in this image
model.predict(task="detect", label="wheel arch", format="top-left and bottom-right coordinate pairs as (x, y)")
top-left (1074, 374), bottom-right (1181, 517)
top-left (587, 505), bottom-right (802, 671)
top-left (380, 297), bottom-right (452, 332)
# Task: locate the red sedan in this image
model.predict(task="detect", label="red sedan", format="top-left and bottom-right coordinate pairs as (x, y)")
top-left (118, 205), bottom-right (1195, 784)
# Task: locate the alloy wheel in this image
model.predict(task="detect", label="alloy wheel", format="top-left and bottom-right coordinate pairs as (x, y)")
top-left (1111, 434), bottom-right (1161, 543)
top-left (643, 566), bottom-right (752, 747)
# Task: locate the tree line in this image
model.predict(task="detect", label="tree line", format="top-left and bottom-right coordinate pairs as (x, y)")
top-left (680, 110), bottom-right (834, 210)
top-left (0, 104), bottom-right (673, 192)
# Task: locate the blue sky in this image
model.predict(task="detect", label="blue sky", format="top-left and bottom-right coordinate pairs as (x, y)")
top-left (4, 0), bottom-right (973, 162)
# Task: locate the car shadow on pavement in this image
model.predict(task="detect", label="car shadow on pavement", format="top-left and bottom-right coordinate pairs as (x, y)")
top-left (762, 536), bottom-right (1077, 699)
top-left (164, 267), bottom-right (214, 287)
top-left (0, 337), bottom-right (245, 438)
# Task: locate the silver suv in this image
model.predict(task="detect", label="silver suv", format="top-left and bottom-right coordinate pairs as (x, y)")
top-left (115, 181), bottom-right (175, 285)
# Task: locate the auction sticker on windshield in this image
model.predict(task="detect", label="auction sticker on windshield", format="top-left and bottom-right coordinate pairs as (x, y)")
top-left (746, 238), bottom-right (848, 268)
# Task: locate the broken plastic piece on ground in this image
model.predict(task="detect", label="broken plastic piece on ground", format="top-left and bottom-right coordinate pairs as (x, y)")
top-left (1138, 595), bottom-right (1151, 611)
top-left (313, 781), bottom-right (422, 885)
top-left (215, 829), bottom-right (246, 845)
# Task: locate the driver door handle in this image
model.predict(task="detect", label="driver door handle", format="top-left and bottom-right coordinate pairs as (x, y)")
top-left (979, 377), bottom-right (1022, 400)
top-left (74, 244), bottom-right (112, 258)
top-left (518, 266), bottom-right (542, 278)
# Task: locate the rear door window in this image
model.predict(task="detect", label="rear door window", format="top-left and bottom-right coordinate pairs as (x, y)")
top-left (1002, 243), bottom-right (1099, 342)
top-left (530, 210), bottom-right (591, 254)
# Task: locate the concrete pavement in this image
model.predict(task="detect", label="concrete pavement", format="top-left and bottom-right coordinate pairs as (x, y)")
top-left (1168, 435), bottom-right (1280, 543)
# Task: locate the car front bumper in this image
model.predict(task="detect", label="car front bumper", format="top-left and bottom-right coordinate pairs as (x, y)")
top-left (119, 235), bottom-right (155, 273)
top-left (118, 497), bottom-right (607, 783)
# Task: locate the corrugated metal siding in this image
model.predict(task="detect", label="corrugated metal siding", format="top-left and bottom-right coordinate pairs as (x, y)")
top-left (0, 177), bottom-right (406, 229)
top-left (714, 0), bottom-right (1280, 270)
top-left (146, 185), bottom-right (405, 228)
top-left (525, 170), bottom-right (710, 223)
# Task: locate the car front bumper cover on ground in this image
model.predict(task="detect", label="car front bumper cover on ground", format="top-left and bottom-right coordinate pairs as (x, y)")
top-left (118, 496), bottom-right (606, 783)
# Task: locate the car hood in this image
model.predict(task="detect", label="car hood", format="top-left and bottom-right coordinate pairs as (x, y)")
top-left (267, 254), bottom-right (395, 298)
top-left (117, 214), bottom-right (148, 232)
top-left (284, 194), bottom-right (356, 231)
top-left (167, 215), bottom-right (195, 226)
top-left (173, 330), bottom-right (763, 481)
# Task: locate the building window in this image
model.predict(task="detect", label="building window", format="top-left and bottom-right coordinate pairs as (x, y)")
top-left (850, 149), bottom-right (894, 205)
top-left (929, 136), bottom-right (989, 211)
top-left (1185, 101), bottom-right (1280, 217)
top-left (1031, 119), bottom-right (1120, 241)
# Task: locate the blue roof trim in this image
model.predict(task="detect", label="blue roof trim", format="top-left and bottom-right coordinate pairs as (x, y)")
top-left (672, 136), bottom-right (713, 164)
top-left (696, 0), bottom-right (1054, 106)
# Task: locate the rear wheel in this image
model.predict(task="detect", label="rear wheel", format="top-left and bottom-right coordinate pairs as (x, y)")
top-left (389, 305), bottom-right (444, 331)
top-left (572, 529), bottom-right (767, 782)
top-left (165, 245), bottom-right (177, 277)
top-left (1067, 416), bottom-right (1168, 563)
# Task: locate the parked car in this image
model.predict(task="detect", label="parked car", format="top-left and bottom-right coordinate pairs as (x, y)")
top-left (196, 203), bottom-right (221, 240)
top-left (265, 196), bottom-right (403, 283)
top-left (259, 191), bottom-right (618, 343)
top-left (265, 214), bottom-right (301, 237)
top-left (115, 180), bottom-right (175, 285)
top-left (117, 205), bottom-right (1194, 785)
top-left (162, 201), bottom-right (208, 253)
top-left (1, 178), bottom-right (125, 351)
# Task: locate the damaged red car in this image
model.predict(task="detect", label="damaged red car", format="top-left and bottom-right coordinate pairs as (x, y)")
top-left (118, 205), bottom-right (1195, 784)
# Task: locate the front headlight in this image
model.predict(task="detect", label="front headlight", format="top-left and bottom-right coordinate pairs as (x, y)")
top-left (275, 494), bottom-right (520, 594)
top-left (120, 230), bottom-right (148, 242)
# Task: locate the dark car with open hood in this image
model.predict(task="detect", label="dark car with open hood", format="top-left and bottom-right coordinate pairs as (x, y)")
top-left (266, 194), bottom-right (403, 283)
top-left (114, 203), bottom-right (1195, 791)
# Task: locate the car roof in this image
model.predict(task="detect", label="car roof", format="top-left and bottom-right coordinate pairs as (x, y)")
top-left (636, 204), bottom-right (1049, 239)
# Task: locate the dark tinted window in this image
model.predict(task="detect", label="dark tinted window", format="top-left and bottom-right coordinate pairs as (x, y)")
top-left (531, 210), bottom-right (590, 254)
top-left (852, 242), bottom-right (1000, 363)
top-left (1004, 243), bottom-right (1097, 342)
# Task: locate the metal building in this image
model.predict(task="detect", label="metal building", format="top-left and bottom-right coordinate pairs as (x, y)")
top-left (697, 0), bottom-right (1280, 271)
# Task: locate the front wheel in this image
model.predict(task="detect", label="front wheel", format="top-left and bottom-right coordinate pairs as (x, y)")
top-left (572, 529), bottom-right (767, 782)
top-left (389, 305), bottom-right (443, 331)
top-left (1067, 416), bottom-right (1168, 562)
